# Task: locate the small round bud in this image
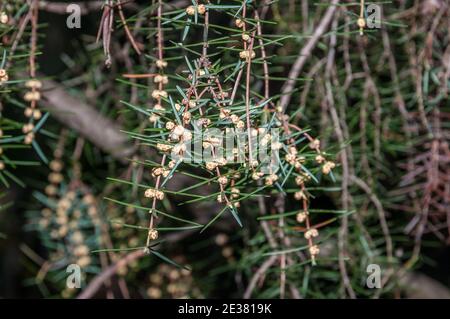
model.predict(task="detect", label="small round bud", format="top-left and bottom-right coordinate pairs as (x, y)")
top-left (294, 191), bottom-right (305, 201)
top-left (322, 161), bottom-right (336, 175)
top-left (157, 143), bottom-right (172, 152)
top-left (206, 162), bottom-right (218, 171)
top-left (173, 125), bottom-right (185, 136)
top-left (147, 287), bottom-right (162, 299)
top-left (24, 91), bottom-right (41, 102)
top-left (77, 256), bottom-right (91, 267)
top-left (33, 109), bottom-right (42, 120)
top-left (168, 160), bottom-right (176, 169)
top-left (296, 211), bottom-right (307, 223)
top-left (151, 90), bottom-right (168, 99)
top-left (145, 188), bottom-right (155, 198)
top-left (215, 233), bottom-right (228, 246)
top-left (22, 123), bottom-right (34, 134)
top-left (149, 114), bottom-right (160, 123)
top-left (154, 74), bottom-right (163, 83)
top-left (309, 139), bottom-right (320, 149)
top-left (49, 172), bottom-right (64, 184)
top-left (25, 79), bottom-right (42, 89)
top-left (71, 231), bottom-right (84, 244)
top-left (74, 245), bottom-right (90, 257)
top-left (155, 190), bottom-right (165, 200)
top-left (0, 69), bottom-right (8, 84)
top-left (222, 246), bottom-right (233, 258)
top-left (241, 33), bottom-right (250, 42)
top-left (304, 228), bottom-right (319, 239)
top-left (148, 228), bottom-right (159, 240)
top-left (231, 188), bottom-right (240, 199)
top-left (154, 74), bottom-right (168, 84)
top-left (24, 132), bottom-right (35, 144)
top-left (309, 245), bottom-right (320, 256)
top-left (235, 19), bottom-right (245, 28)
top-left (156, 59), bottom-right (168, 68)
top-left (240, 49), bottom-right (255, 59)
top-left (198, 4), bottom-right (206, 15)
top-left (182, 111), bottom-right (192, 124)
top-left (315, 154), bottom-right (325, 163)
top-left (186, 5), bottom-right (196, 16)
top-left (0, 12), bottom-right (8, 24)
top-left (165, 121), bottom-right (175, 130)
top-left (154, 104), bottom-right (164, 111)
top-left (45, 184), bottom-right (57, 196)
top-left (218, 176), bottom-right (228, 186)
top-left (151, 167), bottom-right (164, 177)
top-left (50, 159), bottom-right (63, 172)
top-left (357, 18), bottom-right (366, 28)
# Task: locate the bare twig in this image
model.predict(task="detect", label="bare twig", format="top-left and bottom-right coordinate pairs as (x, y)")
top-left (77, 250), bottom-right (145, 299)
top-left (243, 255), bottom-right (278, 299)
top-left (40, 78), bottom-right (135, 159)
top-left (279, 0), bottom-right (339, 112)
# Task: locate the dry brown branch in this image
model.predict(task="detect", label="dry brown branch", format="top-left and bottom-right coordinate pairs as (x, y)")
top-left (279, 0), bottom-right (339, 112)
top-left (40, 78), bottom-right (135, 160)
top-left (243, 255), bottom-right (278, 299)
top-left (77, 249), bottom-right (145, 299)
top-left (400, 272), bottom-right (450, 299)
top-left (350, 175), bottom-right (393, 262)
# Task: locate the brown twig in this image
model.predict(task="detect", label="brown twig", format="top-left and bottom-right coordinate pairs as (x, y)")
top-left (243, 255), bottom-right (278, 299)
top-left (77, 250), bottom-right (145, 299)
top-left (39, 78), bottom-right (135, 159)
top-left (279, 0), bottom-right (339, 112)
top-left (117, 0), bottom-right (142, 55)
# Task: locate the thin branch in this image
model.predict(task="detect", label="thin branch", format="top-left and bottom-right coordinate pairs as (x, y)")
top-left (77, 250), bottom-right (145, 299)
top-left (280, 0), bottom-right (339, 112)
top-left (243, 255), bottom-right (278, 299)
top-left (40, 78), bottom-right (135, 159)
